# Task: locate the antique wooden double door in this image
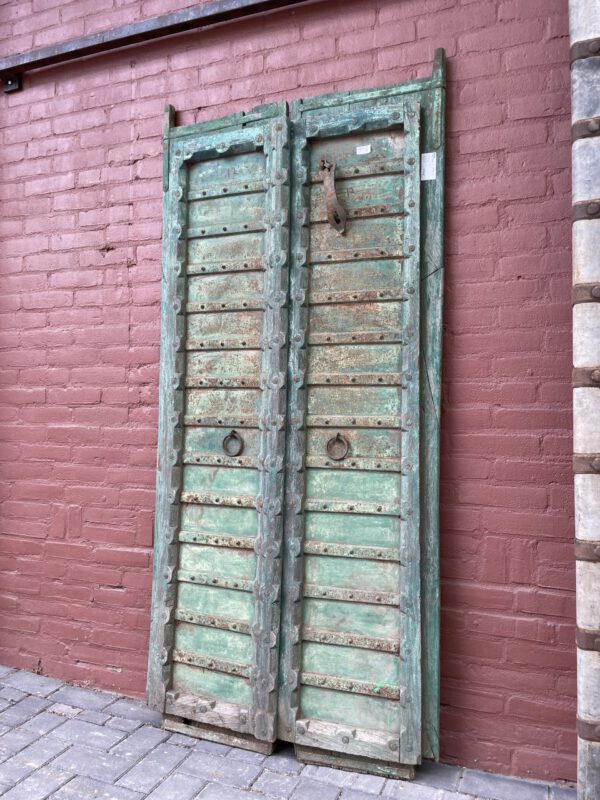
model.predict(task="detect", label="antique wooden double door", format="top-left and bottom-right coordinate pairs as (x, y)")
top-left (148, 56), bottom-right (445, 777)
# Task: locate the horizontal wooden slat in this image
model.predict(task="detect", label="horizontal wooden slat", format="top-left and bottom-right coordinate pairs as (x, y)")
top-left (173, 649), bottom-right (250, 678)
top-left (303, 583), bottom-right (401, 606)
top-left (175, 609), bottom-right (251, 634)
top-left (179, 530), bottom-right (255, 549)
top-left (302, 541), bottom-right (400, 561)
top-left (303, 626), bottom-right (399, 653)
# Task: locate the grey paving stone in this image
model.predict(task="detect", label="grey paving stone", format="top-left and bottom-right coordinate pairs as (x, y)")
top-left (303, 764), bottom-right (355, 787)
top-left (19, 710), bottom-right (67, 736)
top-left (53, 718), bottom-right (125, 750)
top-left (0, 728), bottom-right (40, 760)
top-left (117, 742), bottom-right (187, 793)
top-left (253, 768), bottom-right (301, 797)
top-left (549, 786), bottom-right (576, 800)
top-left (415, 762), bottom-right (461, 792)
top-left (382, 781), bottom-right (442, 798)
top-left (179, 749), bottom-right (263, 787)
top-left (0, 686), bottom-right (27, 703)
top-left (291, 777), bottom-right (341, 800)
top-left (8, 733), bottom-right (70, 769)
top-left (50, 686), bottom-right (117, 712)
top-left (0, 765), bottom-right (71, 800)
top-left (459, 769), bottom-right (549, 800)
top-left (105, 717), bottom-right (141, 733)
top-left (341, 790), bottom-right (385, 800)
top-left (193, 738), bottom-right (231, 756)
top-left (51, 745), bottom-right (137, 783)
top-left (344, 773), bottom-right (386, 794)
top-left (0, 696), bottom-right (12, 712)
top-left (50, 775), bottom-right (145, 800)
top-left (439, 793), bottom-right (475, 800)
top-left (0, 735), bottom-right (71, 789)
top-left (198, 785), bottom-right (274, 800)
top-left (77, 710), bottom-right (110, 725)
top-left (2, 671), bottom-right (63, 698)
top-left (227, 746), bottom-right (267, 764)
top-left (0, 666), bottom-right (16, 679)
top-left (103, 698), bottom-right (162, 726)
top-left (48, 704), bottom-right (80, 719)
top-left (0, 696), bottom-right (52, 727)
top-left (144, 771), bottom-right (207, 800)
top-left (110, 724), bottom-right (169, 758)
top-left (167, 732), bottom-right (197, 747)
top-left (264, 746), bottom-right (305, 774)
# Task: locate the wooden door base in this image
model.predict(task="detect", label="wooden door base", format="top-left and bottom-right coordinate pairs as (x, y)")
top-left (164, 714), bottom-right (275, 755)
top-left (294, 744), bottom-right (416, 780)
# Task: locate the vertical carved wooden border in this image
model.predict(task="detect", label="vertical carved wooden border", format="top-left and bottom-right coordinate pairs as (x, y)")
top-left (398, 99), bottom-right (422, 765)
top-left (279, 110), bottom-right (310, 739)
top-left (252, 116), bottom-right (290, 741)
top-left (147, 105), bottom-right (188, 711)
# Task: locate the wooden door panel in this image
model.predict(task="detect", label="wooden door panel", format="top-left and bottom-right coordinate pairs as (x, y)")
top-left (148, 109), bottom-right (290, 748)
top-left (281, 100), bottom-right (422, 768)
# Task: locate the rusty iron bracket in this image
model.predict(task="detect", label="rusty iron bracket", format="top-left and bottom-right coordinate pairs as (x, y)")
top-left (572, 283), bottom-right (600, 304)
top-left (578, 717), bottom-right (600, 742)
top-left (572, 116), bottom-right (600, 142)
top-left (571, 37), bottom-right (600, 63)
top-left (572, 200), bottom-right (600, 222)
top-left (573, 455), bottom-right (600, 474)
top-left (577, 627), bottom-right (600, 651)
top-left (573, 367), bottom-right (600, 387)
top-left (575, 539), bottom-right (600, 562)
top-left (319, 159), bottom-right (347, 235)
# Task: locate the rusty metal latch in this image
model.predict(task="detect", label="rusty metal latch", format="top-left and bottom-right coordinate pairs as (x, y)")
top-left (319, 158), bottom-right (347, 234)
top-left (222, 430), bottom-right (244, 457)
top-left (326, 433), bottom-right (350, 461)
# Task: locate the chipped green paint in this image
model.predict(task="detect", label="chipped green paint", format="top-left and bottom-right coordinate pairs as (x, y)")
top-left (149, 51), bottom-right (445, 774)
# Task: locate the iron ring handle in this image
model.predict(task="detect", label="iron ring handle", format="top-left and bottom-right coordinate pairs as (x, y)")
top-left (222, 429), bottom-right (244, 458)
top-left (326, 432), bottom-right (350, 461)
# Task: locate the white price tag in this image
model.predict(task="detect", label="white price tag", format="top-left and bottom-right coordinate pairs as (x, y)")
top-left (355, 145), bottom-right (371, 155)
top-left (420, 152), bottom-right (437, 181)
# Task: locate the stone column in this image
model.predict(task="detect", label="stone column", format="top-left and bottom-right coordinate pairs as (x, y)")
top-left (569, 2), bottom-right (600, 798)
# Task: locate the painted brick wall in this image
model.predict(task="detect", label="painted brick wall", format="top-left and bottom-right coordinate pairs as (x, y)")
top-left (0, 0), bottom-right (575, 784)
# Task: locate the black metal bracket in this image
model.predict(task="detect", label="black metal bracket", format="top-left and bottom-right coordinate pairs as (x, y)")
top-left (2, 74), bottom-right (22, 93)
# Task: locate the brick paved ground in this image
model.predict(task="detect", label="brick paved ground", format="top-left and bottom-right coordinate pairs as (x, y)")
top-left (0, 666), bottom-right (574, 800)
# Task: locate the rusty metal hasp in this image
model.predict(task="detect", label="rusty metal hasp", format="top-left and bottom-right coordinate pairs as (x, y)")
top-left (319, 158), bottom-right (347, 234)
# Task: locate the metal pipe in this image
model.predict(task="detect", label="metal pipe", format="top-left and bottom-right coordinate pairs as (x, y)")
top-left (0, 0), bottom-right (315, 92)
top-left (569, 2), bottom-right (600, 798)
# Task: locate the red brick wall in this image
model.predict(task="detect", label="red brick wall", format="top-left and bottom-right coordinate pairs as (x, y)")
top-left (0, 0), bottom-right (575, 784)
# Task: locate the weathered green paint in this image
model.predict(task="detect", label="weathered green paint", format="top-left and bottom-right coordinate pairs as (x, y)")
top-left (280, 96), bottom-right (423, 770)
top-left (149, 51), bottom-right (445, 773)
top-left (147, 102), bottom-right (291, 748)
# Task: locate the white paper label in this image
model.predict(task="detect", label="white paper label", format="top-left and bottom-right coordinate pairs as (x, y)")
top-left (355, 145), bottom-right (371, 155)
top-left (420, 152), bottom-right (437, 181)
